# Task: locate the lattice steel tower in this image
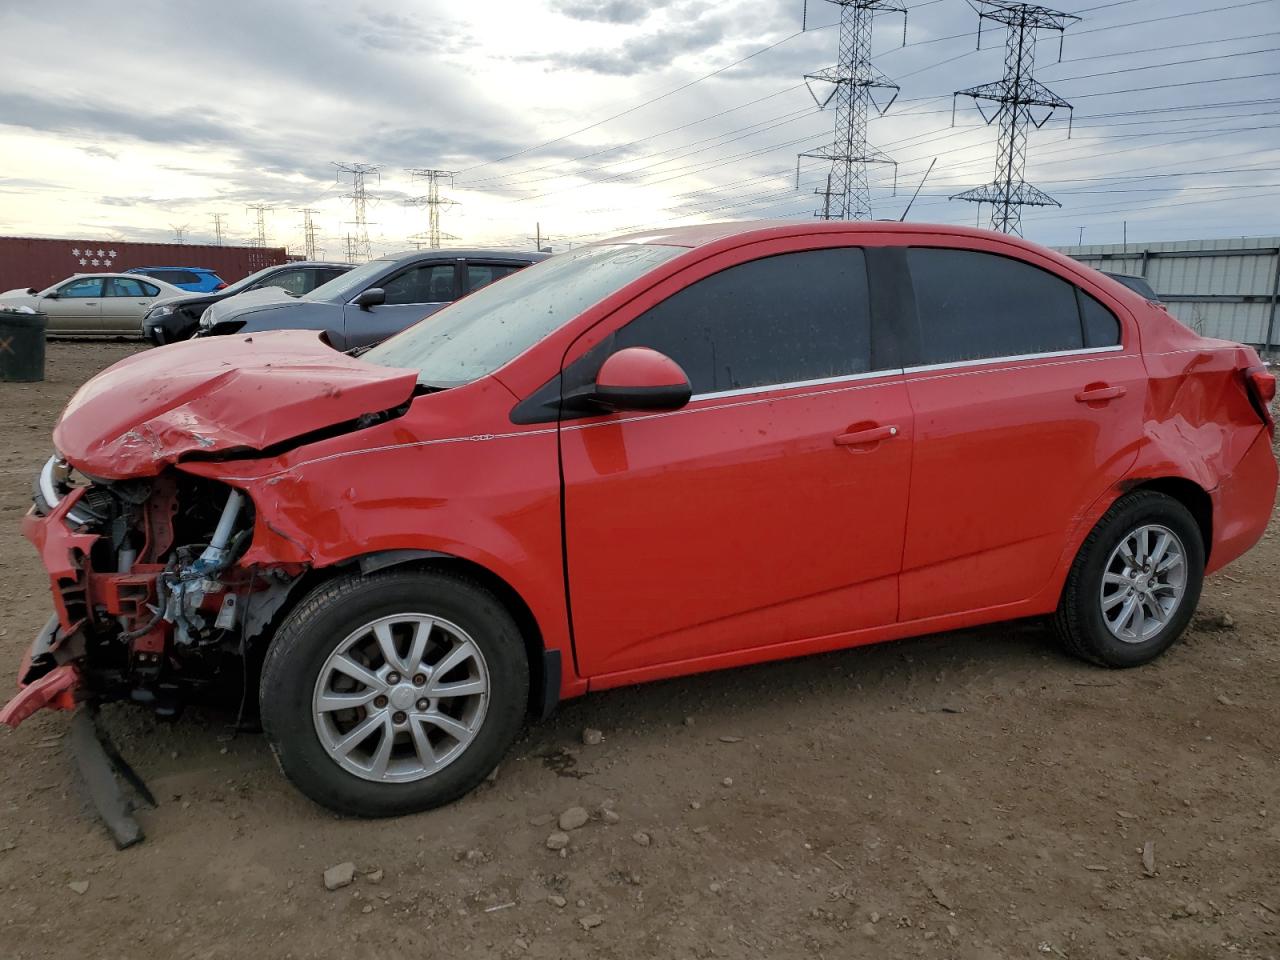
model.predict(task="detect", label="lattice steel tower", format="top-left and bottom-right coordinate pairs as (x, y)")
top-left (334, 162), bottom-right (380, 261)
top-left (406, 169), bottom-right (457, 249)
top-left (950, 1), bottom-right (1079, 235)
top-left (245, 204), bottom-right (271, 248)
top-left (798, 0), bottom-right (907, 221)
top-left (296, 207), bottom-right (320, 260)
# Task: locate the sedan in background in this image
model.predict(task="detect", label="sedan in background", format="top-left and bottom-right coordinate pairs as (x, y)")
top-left (143, 260), bottom-right (352, 345)
top-left (125, 266), bottom-right (226, 292)
top-left (0, 273), bottom-right (185, 336)
top-left (195, 249), bottom-right (548, 350)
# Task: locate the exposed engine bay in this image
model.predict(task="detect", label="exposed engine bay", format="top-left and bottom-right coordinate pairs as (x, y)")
top-left (20, 455), bottom-right (300, 720)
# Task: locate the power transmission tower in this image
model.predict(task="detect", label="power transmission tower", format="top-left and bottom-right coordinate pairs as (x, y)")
top-left (245, 204), bottom-right (271, 248)
top-left (815, 173), bottom-right (838, 220)
top-left (950, 1), bottom-right (1079, 235)
top-left (211, 212), bottom-right (227, 246)
top-left (528, 222), bottom-right (554, 253)
top-left (296, 208), bottom-right (320, 260)
top-left (170, 223), bottom-right (189, 244)
top-left (334, 162), bottom-right (380, 261)
top-left (405, 169), bottom-right (457, 249)
top-left (797, 0), bottom-right (907, 221)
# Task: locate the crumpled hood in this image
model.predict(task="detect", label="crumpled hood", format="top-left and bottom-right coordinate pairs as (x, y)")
top-left (54, 330), bottom-right (419, 479)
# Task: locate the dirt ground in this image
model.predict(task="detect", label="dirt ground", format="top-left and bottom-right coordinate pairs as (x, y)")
top-left (0, 342), bottom-right (1276, 960)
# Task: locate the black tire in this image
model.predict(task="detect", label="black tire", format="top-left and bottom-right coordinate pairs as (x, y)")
top-left (259, 568), bottom-right (529, 817)
top-left (1053, 490), bottom-right (1205, 668)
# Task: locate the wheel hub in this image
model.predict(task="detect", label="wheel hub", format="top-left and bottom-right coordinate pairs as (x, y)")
top-left (1099, 523), bottom-right (1188, 644)
top-left (389, 684), bottom-right (417, 711)
top-left (310, 613), bottom-right (491, 783)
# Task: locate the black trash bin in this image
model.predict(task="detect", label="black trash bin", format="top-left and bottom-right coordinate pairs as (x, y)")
top-left (0, 309), bottom-right (46, 382)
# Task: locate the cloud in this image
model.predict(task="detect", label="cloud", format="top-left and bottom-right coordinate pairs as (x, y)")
top-left (355, 8), bottom-right (472, 54)
top-left (534, 12), bottom-right (732, 76)
top-left (552, 0), bottom-right (668, 24)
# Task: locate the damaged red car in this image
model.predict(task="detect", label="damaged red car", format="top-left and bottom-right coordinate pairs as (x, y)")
top-left (5, 221), bottom-right (1276, 822)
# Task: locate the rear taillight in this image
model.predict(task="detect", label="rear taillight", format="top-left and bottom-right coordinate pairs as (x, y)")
top-left (1244, 365), bottom-right (1276, 436)
top-left (214, 282), bottom-right (228, 290)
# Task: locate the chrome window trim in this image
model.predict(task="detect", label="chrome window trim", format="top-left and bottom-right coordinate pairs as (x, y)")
top-left (902, 344), bottom-right (1123, 375)
top-left (690, 367), bottom-right (904, 402)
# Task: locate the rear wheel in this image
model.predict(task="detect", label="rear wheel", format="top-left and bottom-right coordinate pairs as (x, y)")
top-left (260, 568), bottom-right (528, 816)
top-left (1053, 490), bottom-right (1205, 667)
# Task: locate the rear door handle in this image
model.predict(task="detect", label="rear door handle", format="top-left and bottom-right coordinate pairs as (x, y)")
top-left (1075, 385), bottom-right (1127, 403)
top-left (834, 424), bottom-right (899, 446)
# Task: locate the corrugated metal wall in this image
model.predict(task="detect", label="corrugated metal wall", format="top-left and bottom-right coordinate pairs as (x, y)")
top-left (1056, 236), bottom-right (1280, 351)
top-left (0, 236), bottom-right (290, 293)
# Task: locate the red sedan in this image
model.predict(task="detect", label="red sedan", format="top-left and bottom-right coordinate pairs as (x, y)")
top-left (6, 221), bottom-right (1276, 823)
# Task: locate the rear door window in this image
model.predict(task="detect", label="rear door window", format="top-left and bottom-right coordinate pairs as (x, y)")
top-left (107, 278), bottom-right (149, 297)
top-left (907, 248), bottom-right (1085, 365)
top-left (613, 247), bottom-right (874, 395)
top-left (1078, 290), bottom-right (1121, 348)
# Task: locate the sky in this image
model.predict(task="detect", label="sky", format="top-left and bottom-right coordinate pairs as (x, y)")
top-left (0, 0), bottom-right (1277, 257)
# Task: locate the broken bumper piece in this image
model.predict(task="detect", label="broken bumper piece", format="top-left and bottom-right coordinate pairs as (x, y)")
top-left (2, 621), bottom-right (155, 848)
top-left (0, 615), bottom-right (79, 728)
top-left (68, 706), bottom-right (157, 849)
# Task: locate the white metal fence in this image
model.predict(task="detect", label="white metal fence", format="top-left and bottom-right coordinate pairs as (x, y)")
top-left (1057, 236), bottom-right (1280, 354)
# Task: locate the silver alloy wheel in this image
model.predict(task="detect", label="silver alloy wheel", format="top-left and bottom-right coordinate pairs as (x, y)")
top-left (1099, 523), bottom-right (1188, 644)
top-left (312, 614), bottom-right (490, 783)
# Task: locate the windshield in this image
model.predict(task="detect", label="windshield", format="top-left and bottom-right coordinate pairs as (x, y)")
top-left (363, 243), bottom-right (683, 386)
top-left (303, 257), bottom-right (396, 302)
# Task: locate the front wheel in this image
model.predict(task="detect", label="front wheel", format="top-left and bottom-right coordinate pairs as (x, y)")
top-left (260, 568), bottom-right (529, 817)
top-left (1053, 490), bottom-right (1205, 668)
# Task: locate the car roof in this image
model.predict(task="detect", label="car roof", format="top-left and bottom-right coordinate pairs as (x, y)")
top-left (268, 261), bottom-right (353, 269)
top-left (127, 265), bottom-right (218, 272)
top-left (594, 220), bottom-right (1122, 286)
top-left (64, 272), bottom-right (180, 281)
top-left (595, 219), bottom-right (1071, 249)
top-left (373, 248), bottom-right (550, 264)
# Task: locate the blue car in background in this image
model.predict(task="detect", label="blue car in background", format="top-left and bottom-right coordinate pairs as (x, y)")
top-left (125, 266), bottom-right (226, 292)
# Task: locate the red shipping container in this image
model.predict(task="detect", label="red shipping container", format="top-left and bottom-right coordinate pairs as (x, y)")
top-left (0, 236), bottom-right (290, 293)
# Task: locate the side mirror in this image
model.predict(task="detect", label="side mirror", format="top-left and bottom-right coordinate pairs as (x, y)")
top-left (26, 287), bottom-right (38, 295)
top-left (354, 287), bottom-right (386, 310)
top-left (44, 291), bottom-right (59, 300)
top-left (591, 347), bottom-right (691, 412)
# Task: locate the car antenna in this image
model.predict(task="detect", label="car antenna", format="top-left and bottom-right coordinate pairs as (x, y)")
top-left (899, 158), bottom-right (937, 222)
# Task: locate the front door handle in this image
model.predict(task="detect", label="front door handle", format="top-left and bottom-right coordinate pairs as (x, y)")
top-left (1075, 384), bottom-right (1127, 403)
top-left (834, 424), bottom-right (899, 446)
